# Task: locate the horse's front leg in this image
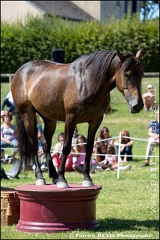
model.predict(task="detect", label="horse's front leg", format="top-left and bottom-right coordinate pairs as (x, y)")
top-left (82, 116), bottom-right (103, 187)
top-left (57, 117), bottom-right (76, 188)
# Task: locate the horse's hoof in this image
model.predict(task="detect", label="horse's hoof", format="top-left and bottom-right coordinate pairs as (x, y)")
top-left (35, 178), bottom-right (46, 185)
top-left (82, 179), bottom-right (94, 187)
top-left (56, 180), bottom-right (69, 188)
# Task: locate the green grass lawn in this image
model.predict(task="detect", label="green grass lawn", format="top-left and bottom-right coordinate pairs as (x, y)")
top-left (1, 163), bottom-right (159, 239)
top-left (1, 78), bottom-right (159, 239)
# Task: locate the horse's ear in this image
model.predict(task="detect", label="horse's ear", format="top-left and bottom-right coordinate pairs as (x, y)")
top-left (135, 49), bottom-right (143, 60)
top-left (116, 48), bottom-right (126, 62)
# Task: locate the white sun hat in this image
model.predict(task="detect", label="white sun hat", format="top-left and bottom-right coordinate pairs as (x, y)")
top-left (147, 84), bottom-right (153, 89)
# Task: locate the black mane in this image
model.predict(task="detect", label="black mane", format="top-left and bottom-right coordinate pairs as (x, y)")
top-left (74, 50), bottom-right (117, 91)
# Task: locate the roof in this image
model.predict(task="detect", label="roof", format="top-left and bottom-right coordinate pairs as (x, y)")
top-left (29, 1), bottom-right (93, 21)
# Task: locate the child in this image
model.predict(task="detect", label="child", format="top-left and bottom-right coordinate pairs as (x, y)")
top-left (98, 145), bottom-right (131, 171)
top-left (72, 134), bottom-right (96, 173)
top-left (94, 141), bottom-right (107, 164)
top-left (51, 132), bottom-right (73, 172)
top-left (98, 145), bottom-right (118, 170)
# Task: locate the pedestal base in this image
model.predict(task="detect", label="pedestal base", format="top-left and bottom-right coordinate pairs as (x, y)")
top-left (15, 184), bottom-right (102, 233)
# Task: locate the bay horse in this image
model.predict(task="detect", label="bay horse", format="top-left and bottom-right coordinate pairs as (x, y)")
top-left (11, 49), bottom-right (144, 188)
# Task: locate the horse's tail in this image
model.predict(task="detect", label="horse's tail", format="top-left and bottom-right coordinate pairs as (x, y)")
top-left (15, 111), bottom-right (37, 168)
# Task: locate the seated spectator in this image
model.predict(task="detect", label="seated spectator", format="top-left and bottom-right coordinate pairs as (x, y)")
top-left (141, 109), bottom-right (159, 167)
top-left (142, 84), bottom-right (156, 111)
top-left (51, 132), bottom-right (73, 172)
top-left (96, 126), bottom-right (114, 146)
top-left (98, 145), bottom-right (131, 171)
top-left (114, 130), bottom-right (133, 162)
top-left (72, 126), bottom-right (79, 146)
top-left (72, 134), bottom-right (96, 173)
top-left (97, 144), bottom-right (117, 170)
top-left (51, 132), bottom-right (64, 171)
top-left (94, 141), bottom-right (107, 164)
top-left (37, 114), bottom-right (46, 151)
top-left (1, 91), bottom-right (16, 114)
top-left (37, 114), bottom-right (47, 171)
top-left (1, 111), bottom-right (18, 160)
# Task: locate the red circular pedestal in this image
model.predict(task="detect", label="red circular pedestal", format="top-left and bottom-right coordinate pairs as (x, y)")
top-left (15, 184), bottom-right (102, 233)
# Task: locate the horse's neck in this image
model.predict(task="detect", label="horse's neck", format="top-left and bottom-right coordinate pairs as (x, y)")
top-left (107, 78), bottom-right (117, 91)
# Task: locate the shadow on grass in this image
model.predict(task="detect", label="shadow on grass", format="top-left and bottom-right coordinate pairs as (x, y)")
top-left (104, 108), bottom-right (118, 115)
top-left (131, 158), bottom-right (143, 162)
top-left (96, 218), bottom-right (159, 231)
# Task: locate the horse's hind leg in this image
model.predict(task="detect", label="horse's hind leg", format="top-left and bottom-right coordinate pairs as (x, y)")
top-left (21, 108), bottom-right (46, 185)
top-left (82, 116), bottom-right (103, 187)
top-left (42, 118), bottom-right (59, 183)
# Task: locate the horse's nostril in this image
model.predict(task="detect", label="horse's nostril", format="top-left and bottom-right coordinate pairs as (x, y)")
top-left (131, 105), bottom-right (139, 113)
top-left (133, 105), bottom-right (138, 110)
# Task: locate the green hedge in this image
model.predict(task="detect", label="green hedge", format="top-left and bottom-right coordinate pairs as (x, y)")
top-left (1, 13), bottom-right (159, 74)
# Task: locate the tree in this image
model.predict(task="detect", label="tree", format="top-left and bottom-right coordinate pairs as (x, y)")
top-left (140, 0), bottom-right (159, 20)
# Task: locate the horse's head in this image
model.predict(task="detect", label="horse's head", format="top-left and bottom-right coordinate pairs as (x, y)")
top-left (115, 49), bottom-right (144, 113)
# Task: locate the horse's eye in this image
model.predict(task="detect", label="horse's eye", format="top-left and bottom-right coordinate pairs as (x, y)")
top-left (125, 73), bottom-right (129, 78)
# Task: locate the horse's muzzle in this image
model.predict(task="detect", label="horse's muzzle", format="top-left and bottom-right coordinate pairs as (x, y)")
top-left (130, 99), bottom-right (144, 113)
top-left (131, 104), bottom-right (140, 113)
top-left (124, 90), bottom-right (143, 113)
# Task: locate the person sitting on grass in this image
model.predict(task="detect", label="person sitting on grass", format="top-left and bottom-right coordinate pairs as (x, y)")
top-left (51, 132), bottom-right (73, 172)
top-left (98, 145), bottom-right (132, 171)
top-left (72, 134), bottom-right (96, 174)
top-left (72, 126), bottom-right (79, 146)
top-left (1, 111), bottom-right (18, 163)
top-left (93, 141), bottom-right (107, 170)
top-left (96, 126), bottom-right (114, 146)
top-left (114, 130), bottom-right (133, 162)
top-left (142, 84), bottom-right (156, 111)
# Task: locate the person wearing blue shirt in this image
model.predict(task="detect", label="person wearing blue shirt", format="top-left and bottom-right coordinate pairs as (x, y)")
top-left (142, 109), bottom-right (159, 167)
top-left (1, 91), bottom-right (16, 113)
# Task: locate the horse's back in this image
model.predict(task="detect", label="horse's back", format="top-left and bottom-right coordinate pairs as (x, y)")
top-left (13, 60), bottom-right (65, 80)
top-left (11, 60), bottom-right (68, 99)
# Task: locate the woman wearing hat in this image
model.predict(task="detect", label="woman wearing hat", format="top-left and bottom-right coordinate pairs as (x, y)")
top-left (142, 84), bottom-right (155, 111)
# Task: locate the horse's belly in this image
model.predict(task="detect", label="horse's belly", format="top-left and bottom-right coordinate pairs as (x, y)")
top-left (32, 100), bottom-right (66, 121)
top-left (32, 92), bottom-right (109, 122)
